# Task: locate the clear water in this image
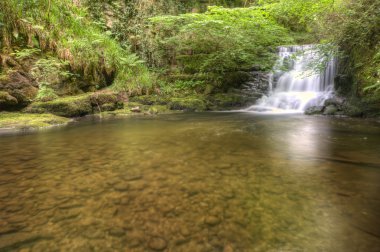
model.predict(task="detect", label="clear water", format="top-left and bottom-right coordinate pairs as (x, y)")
top-left (0, 113), bottom-right (380, 251)
top-left (246, 45), bottom-right (336, 114)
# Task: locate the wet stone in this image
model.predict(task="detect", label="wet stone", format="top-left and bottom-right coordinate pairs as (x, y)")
top-left (223, 244), bottom-right (234, 252)
top-left (179, 227), bottom-right (191, 237)
top-left (119, 197), bottom-right (130, 205)
top-left (123, 175), bottom-right (143, 181)
top-left (148, 237), bottom-right (167, 251)
top-left (175, 237), bottom-right (191, 246)
top-left (0, 191), bottom-right (10, 199)
top-left (7, 215), bottom-right (28, 224)
top-left (204, 216), bottom-right (221, 226)
top-left (83, 227), bottom-right (105, 239)
top-left (223, 190), bottom-right (235, 200)
top-left (114, 183), bottom-right (130, 192)
top-left (58, 203), bottom-right (83, 210)
top-left (109, 227), bottom-right (125, 237)
top-left (0, 221), bottom-right (20, 235)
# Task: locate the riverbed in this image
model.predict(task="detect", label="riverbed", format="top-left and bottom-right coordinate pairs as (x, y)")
top-left (0, 113), bottom-right (379, 251)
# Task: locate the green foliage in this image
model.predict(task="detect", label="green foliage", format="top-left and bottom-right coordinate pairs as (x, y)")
top-left (31, 57), bottom-right (72, 101)
top-left (321, 0), bottom-right (380, 95)
top-left (0, 0), bottom-right (151, 94)
top-left (258, 0), bottom-right (335, 32)
top-left (148, 6), bottom-right (293, 88)
top-left (10, 48), bottom-right (41, 59)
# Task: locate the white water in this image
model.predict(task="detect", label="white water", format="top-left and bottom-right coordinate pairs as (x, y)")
top-left (245, 45), bottom-right (336, 114)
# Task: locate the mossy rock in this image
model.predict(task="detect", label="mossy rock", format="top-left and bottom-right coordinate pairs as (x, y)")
top-left (89, 92), bottom-right (119, 106)
top-left (25, 95), bottom-right (92, 117)
top-left (0, 112), bottom-right (70, 129)
top-left (148, 105), bottom-right (170, 114)
top-left (209, 93), bottom-right (256, 110)
top-left (168, 97), bottom-right (208, 111)
top-left (305, 106), bottom-right (324, 115)
top-left (0, 91), bottom-right (18, 108)
top-left (222, 71), bottom-right (251, 89)
top-left (130, 95), bottom-right (169, 105)
top-left (323, 105), bottom-right (338, 115)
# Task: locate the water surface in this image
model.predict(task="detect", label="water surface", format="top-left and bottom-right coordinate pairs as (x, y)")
top-left (1, 113), bottom-right (380, 251)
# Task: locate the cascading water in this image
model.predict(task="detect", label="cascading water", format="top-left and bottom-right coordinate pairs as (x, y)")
top-left (245, 45), bottom-right (337, 113)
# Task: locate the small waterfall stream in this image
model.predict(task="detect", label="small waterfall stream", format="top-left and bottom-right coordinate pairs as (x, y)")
top-left (245, 45), bottom-right (337, 113)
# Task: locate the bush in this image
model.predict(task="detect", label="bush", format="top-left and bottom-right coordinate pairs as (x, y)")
top-left (148, 6), bottom-right (293, 88)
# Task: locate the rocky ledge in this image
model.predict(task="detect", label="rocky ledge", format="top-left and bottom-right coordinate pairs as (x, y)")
top-left (305, 97), bottom-right (380, 118)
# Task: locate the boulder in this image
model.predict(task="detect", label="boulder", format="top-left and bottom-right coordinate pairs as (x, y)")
top-left (0, 91), bottom-right (18, 108)
top-left (323, 105), bottom-right (338, 115)
top-left (0, 70), bottom-right (38, 109)
top-left (305, 106), bottom-right (324, 115)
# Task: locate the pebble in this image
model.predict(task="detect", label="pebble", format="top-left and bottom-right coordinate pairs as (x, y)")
top-left (0, 191), bottom-right (10, 199)
top-left (148, 237), bottom-right (167, 251)
top-left (109, 227), bottom-right (125, 237)
top-left (179, 227), bottom-right (191, 237)
top-left (114, 183), bottom-right (130, 192)
top-left (204, 216), bottom-right (221, 226)
top-left (223, 244), bottom-right (234, 252)
top-left (123, 175), bottom-right (143, 181)
top-left (83, 227), bottom-right (104, 239)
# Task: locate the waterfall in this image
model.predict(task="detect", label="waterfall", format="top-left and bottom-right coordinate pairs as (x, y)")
top-left (245, 45), bottom-right (337, 113)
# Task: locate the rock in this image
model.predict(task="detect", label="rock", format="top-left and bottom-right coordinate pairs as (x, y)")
top-left (148, 237), bottom-right (167, 251)
top-left (25, 95), bottom-right (92, 117)
top-left (168, 97), bottom-right (207, 112)
top-left (204, 216), bottom-right (221, 226)
top-left (82, 227), bottom-right (104, 239)
top-left (0, 91), bottom-right (18, 107)
top-left (305, 106), bottom-right (324, 115)
top-left (0, 191), bottom-right (10, 199)
top-left (324, 97), bottom-right (345, 109)
top-left (109, 227), bottom-right (125, 237)
top-left (0, 70), bottom-right (38, 110)
top-left (323, 105), bottom-right (338, 115)
top-left (179, 227), bottom-right (190, 237)
top-left (223, 243), bottom-right (234, 252)
top-left (114, 182), bottom-right (130, 192)
top-left (130, 106), bottom-right (141, 113)
top-left (0, 233), bottom-right (52, 251)
top-left (123, 174), bottom-right (143, 181)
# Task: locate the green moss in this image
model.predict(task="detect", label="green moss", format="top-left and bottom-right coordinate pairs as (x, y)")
top-left (0, 91), bottom-right (18, 106)
top-left (209, 93), bottom-right (257, 110)
top-left (168, 96), bottom-right (208, 112)
top-left (0, 112), bottom-right (70, 129)
top-left (25, 92), bottom-right (122, 117)
top-left (129, 95), bottom-right (170, 105)
top-left (25, 94), bottom-right (92, 117)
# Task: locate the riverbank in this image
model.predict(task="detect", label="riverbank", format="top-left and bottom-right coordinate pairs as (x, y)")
top-left (0, 90), bottom-right (258, 132)
top-left (2, 89), bottom-right (380, 133)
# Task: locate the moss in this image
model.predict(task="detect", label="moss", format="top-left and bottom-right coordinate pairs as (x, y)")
top-left (168, 96), bottom-right (208, 112)
top-left (209, 93), bottom-right (256, 110)
top-left (0, 112), bottom-right (70, 129)
top-left (0, 91), bottom-right (18, 107)
top-left (25, 94), bottom-right (92, 117)
top-left (129, 95), bottom-right (169, 105)
top-left (25, 92), bottom-right (122, 117)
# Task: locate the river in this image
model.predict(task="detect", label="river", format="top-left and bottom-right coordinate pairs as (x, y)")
top-left (0, 113), bottom-right (379, 251)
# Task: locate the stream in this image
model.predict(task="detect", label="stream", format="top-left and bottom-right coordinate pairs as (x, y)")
top-left (1, 113), bottom-right (380, 251)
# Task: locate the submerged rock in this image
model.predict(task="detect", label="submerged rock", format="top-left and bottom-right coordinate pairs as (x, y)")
top-left (148, 237), bottom-right (167, 251)
top-left (204, 216), bottom-right (221, 226)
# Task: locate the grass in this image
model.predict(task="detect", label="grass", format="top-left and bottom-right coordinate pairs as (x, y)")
top-left (0, 112), bottom-right (70, 129)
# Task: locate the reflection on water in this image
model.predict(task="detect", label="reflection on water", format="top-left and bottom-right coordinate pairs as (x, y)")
top-left (0, 113), bottom-right (380, 251)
